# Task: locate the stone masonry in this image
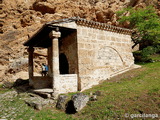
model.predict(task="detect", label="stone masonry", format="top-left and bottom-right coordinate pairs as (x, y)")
top-left (77, 25), bottom-right (134, 90)
top-left (24, 17), bottom-right (134, 94)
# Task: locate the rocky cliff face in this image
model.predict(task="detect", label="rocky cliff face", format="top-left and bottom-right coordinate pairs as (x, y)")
top-left (0, 0), bottom-right (159, 84)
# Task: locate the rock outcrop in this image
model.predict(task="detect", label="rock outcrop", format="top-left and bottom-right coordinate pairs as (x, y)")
top-left (0, 0), bottom-right (159, 84)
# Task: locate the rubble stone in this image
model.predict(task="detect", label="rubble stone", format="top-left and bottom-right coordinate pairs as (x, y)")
top-left (71, 93), bottom-right (89, 112)
top-left (56, 95), bottom-right (68, 110)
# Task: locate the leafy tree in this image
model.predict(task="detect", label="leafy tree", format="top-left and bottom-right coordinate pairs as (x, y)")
top-left (117, 6), bottom-right (160, 50)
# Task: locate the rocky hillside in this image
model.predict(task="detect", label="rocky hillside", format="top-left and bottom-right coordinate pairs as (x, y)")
top-left (0, 0), bottom-right (159, 84)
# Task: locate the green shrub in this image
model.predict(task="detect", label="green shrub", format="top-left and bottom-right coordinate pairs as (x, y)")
top-left (133, 46), bottom-right (160, 62)
top-left (133, 50), bottom-right (152, 62)
top-left (142, 46), bottom-right (157, 56)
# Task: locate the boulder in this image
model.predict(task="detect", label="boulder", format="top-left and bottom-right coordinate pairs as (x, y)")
top-left (71, 93), bottom-right (89, 112)
top-left (96, 11), bottom-right (106, 22)
top-left (24, 94), bottom-right (55, 110)
top-left (95, 91), bottom-right (102, 96)
top-left (25, 101), bottom-right (42, 110)
top-left (1, 30), bottom-right (21, 41)
top-left (32, 2), bottom-right (56, 14)
top-left (32, 89), bottom-right (53, 99)
top-left (36, 92), bottom-right (51, 99)
top-left (90, 95), bottom-right (97, 101)
top-left (56, 95), bottom-right (68, 110)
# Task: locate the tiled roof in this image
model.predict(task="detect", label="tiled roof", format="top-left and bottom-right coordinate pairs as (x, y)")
top-left (47, 16), bottom-right (133, 35)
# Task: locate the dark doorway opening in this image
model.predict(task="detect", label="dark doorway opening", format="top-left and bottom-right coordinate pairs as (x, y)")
top-left (59, 53), bottom-right (69, 74)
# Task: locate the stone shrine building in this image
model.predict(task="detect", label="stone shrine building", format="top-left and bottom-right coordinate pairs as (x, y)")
top-left (24, 17), bottom-right (135, 94)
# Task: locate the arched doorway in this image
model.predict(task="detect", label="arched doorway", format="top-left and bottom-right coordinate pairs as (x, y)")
top-left (59, 53), bottom-right (69, 74)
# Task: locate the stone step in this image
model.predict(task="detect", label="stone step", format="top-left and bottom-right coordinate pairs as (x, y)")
top-left (31, 88), bottom-right (54, 99)
top-left (110, 67), bottom-right (131, 78)
top-left (33, 88), bottom-right (54, 93)
top-left (110, 65), bottom-right (141, 78)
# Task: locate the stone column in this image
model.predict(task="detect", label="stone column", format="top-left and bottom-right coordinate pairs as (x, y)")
top-left (47, 47), bottom-right (52, 77)
top-left (28, 47), bottom-right (34, 86)
top-left (49, 30), bottom-right (61, 93)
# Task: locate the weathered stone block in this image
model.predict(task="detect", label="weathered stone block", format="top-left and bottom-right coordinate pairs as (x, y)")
top-left (78, 43), bottom-right (84, 48)
top-left (111, 36), bottom-right (116, 41)
top-left (82, 28), bottom-right (88, 36)
top-left (87, 50), bottom-right (95, 57)
top-left (88, 32), bottom-right (96, 39)
top-left (58, 74), bottom-right (78, 94)
top-left (78, 49), bottom-right (88, 57)
top-left (85, 44), bottom-right (92, 49)
top-left (77, 28), bottom-right (82, 35)
top-left (80, 57), bottom-right (91, 64)
top-left (71, 93), bottom-right (89, 112)
top-left (97, 35), bottom-right (105, 40)
top-left (56, 95), bottom-right (68, 110)
top-left (91, 39), bottom-right (97, 43)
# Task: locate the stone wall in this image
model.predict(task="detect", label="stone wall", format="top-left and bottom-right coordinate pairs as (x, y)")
top-left (77, 25), bottom-right (134, 90)
top-left (31, 76), bottom-right (52, 89)
top-left (58, 74), bottom-right (78, 94)
top-left (51, 20), bottom-right (134, 92)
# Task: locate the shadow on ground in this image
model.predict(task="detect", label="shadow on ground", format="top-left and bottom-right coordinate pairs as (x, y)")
top-left (12, 78), bottom-right (33, 93)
